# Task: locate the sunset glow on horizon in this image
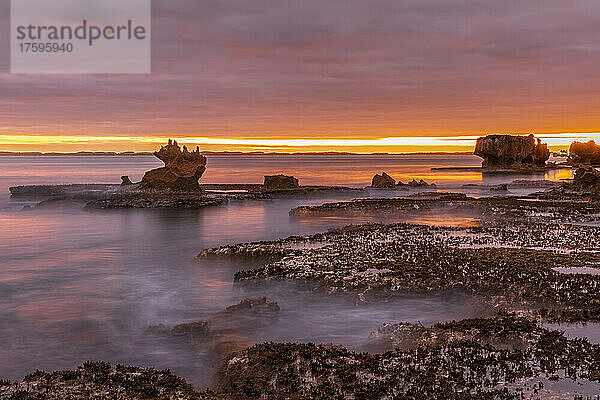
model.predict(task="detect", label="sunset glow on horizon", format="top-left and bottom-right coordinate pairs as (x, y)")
top-left (1, 132), bottom-right (599, 153)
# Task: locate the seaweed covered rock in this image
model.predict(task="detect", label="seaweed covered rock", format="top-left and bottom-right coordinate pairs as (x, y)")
top-left (0, 361), bottom-right (213, 400)
top-left (220, 297), bottom-right (280, 316)
top-left (263, 174), bottom-right (299, 190)
top-left (217, 316), bottom-right (600, 399)
top-left (569, 140), bottom-right (600, 165)
top-left (474, 134), bottom-right (549, 169)
top-left (371, 172), bottom-right (396, 187)
top-left (146, 320), bottom-right (210, 339)
top-left (140, 139), bottom-right (206, 191)
top-left (171, 320), bottom-right (210, 338)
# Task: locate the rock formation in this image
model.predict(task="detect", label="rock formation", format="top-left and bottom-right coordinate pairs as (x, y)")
top-left (371, 172), bottom-right (395, 187)
top-left (220, 297), bottom-right (280, 316)
top-left (540, 166), bottom-right (600, 200)
top-left (474, 134), bottom-right (550, 169)
top-left (120, 176), bottom-right (133, 186)
top-left (398, 179), bottom-right (436, 188)
top-left (140, 139), bottom-right (206, 191)
top-left (263, 175), bottom-right (299, 190)
top-left (571, 166), bottom-right (600, 192)
top-left (569, 140), bottom-right (600, 165)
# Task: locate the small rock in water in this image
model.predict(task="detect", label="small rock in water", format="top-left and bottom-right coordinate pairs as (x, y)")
top-left (371, 172), bottom-right (396, 187)
top-left (263, 174), bottom-right (299, 190)
top-left (170, 321), bottom-right (209, 338)
top-left (222, 297), bottom-right (280, 316)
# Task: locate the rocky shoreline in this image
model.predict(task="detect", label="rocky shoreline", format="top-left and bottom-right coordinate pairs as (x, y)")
top-left (6, 312), bottom-right (598, 399)
top-left (5, 140), bottom-right (600, 399)
top-left (6, 214), bottom-right (600, 398)
top-left (9, 183), bottom-right (365, 209)
top-left (198, 221), bottom-right (600, 322)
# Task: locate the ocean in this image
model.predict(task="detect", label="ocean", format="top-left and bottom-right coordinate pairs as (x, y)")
top-left (0, 154), bottom-right (574, 387)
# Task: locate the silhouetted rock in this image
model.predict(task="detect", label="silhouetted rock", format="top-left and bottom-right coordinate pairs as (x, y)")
top-left (121, 176), bottom-right (133, 186)
top-left (263, 175), bottom-right (299, 190)
top-left (474, 134), bottom-right (550, 169)
top-left (569, 140), bottom-right (600, 165)
top-left (398, 179), bottom-right (436, 188)
top-left (571, 167), bottom-right (600, 191)
top-left (371, 172), bottom-right (395, 187)
top-left (140, 139), bottom-right (206, 191)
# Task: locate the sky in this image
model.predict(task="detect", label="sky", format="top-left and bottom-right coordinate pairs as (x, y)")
top-left (1, 0), bottom-right (600, 153)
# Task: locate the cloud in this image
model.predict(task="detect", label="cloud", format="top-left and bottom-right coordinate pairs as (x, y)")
top-left (2, 0), bottom-right (600, 146)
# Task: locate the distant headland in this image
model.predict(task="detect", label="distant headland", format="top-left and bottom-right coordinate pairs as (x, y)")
top-left (0, 150), bottom-right (475, 157)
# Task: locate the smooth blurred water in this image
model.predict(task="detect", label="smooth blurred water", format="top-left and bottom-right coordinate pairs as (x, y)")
top-left (0, 155), bottom-right (573, 387)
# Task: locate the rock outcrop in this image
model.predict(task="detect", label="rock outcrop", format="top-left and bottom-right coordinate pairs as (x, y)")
top-left (146, 320), bottom-right (209, 339)
top-left (140, 139), bottom-right (206, 191)
top-left (398, 179), bottom-right (436, 188)
top-left (536, 166), bottom-right (599, 201)
top-left (571, 166), bottom-right (600, 192)
top-left (371, 172), bottom-right (395, 187)
top-left (170, 321), bottom-right (209, 339)
top-left (120, 176), bottom-right (133, 186)
top-left (220, 297), bottom-right (280, 316)
top-left (569, 140), bottom-right (600, 165)
top-left (263, 175), bottom-right (299, 190)
top-left (474, 134), bottom-right (550, 169)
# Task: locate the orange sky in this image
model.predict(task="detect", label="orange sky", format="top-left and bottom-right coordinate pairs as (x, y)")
top-left (2, 1), bottom-right (600, 153)
top-left (0, 133), bottom-right (596, 153)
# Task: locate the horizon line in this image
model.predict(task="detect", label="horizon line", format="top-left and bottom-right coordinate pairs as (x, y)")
top-left (0, 132), bottom-right (596, 153)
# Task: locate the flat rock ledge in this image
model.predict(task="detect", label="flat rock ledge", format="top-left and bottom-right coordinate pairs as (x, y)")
top-left (289, 193), bottom-right (600, 224)
top-left (9, 183), bottom-right (365, 209)
top-left (85, 193), bottom-right (227, 209)
top-left (198, 221), bottom-right (600, 323)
